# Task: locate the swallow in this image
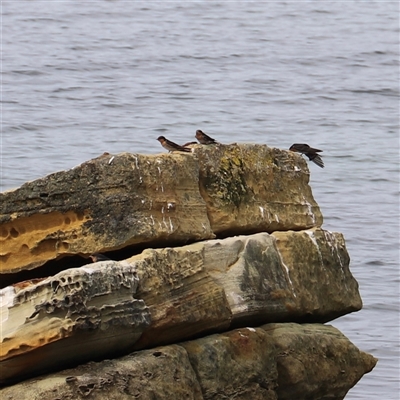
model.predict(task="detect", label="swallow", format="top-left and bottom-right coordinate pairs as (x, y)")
top-left (157, 136), bottom-right (192, 153)
top-left (289, 143), bottom-right (324, 168)
top-left (195, 130), bottom-right (218, 145)
top-left (90, 253), bottom-right (111, 262)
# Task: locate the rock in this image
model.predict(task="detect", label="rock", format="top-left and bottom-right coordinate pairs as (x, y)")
top-left (202, 229), bottom-right (361, 326)
top-left (0, 260), bottom-right (150, 385)
top-left (181, 326), bottom-right (278, 400)
top-left (0, 323), bottom-right (377, 400)
top-left (184, 323), bottom-right (377, 400)
top-left (0, 144), bottom-right (322, 275)
top-left (271, 228), bottom-right (362, 322)
top-left (128, 229), bottom-right (361, 348)
top-left (0, 345), bottom-right (203, 400)
top-left (263, 323), bottom-right (377, 400)
top-left (0, 144), bottom-right (374, 396)
top-left (0, 152), bottom-right (213, 274)
top-left (196, 144), bottom-right (323, 236)
top-left (129, 245), bottom-right (232, 350)
top-left (0, 230), bottom-right (362, 385)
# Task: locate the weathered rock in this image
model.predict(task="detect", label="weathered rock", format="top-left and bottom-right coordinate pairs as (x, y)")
top-left (129, 246), bottom-right (232, 349)
top-left (0, 144), bottom-right (371, 394)
top-left (181, 327), bottom-right (278, 400)
top-left (263, 323), bottom-right (377, 400)
top-left (0, 260), bottom-right (150, 385)
top-left (0, 144), bottom-right (322, 275)
top-left (0, 152), bottom-right (213, 274)
top-left (129, 229), bottom-right (361, 348)
top-left (0, 230), bottom-right (362, 385)
top-left (271, 228), bottom-right (362, 322)
top-left (0, 323), bottom-right (377, 400)
top-left (196, 144), bottom-right (322, 235)
top-left (201, 228), bottom-right (361, 326)
top-left (0, 345), bottom-right (203, 400)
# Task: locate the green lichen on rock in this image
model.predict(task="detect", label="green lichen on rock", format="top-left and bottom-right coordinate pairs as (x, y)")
top-left (213, 152), bottom-right (249, 208)
top-left (195, 143), bottom-right (322, 235)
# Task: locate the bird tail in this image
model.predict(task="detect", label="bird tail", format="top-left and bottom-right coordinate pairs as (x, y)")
top-left (308, 153), bottom-right (324, 168)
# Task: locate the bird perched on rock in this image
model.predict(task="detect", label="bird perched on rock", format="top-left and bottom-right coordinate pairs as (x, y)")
top-left (195, 130), bottom-right (218, 145)
top-left (289, 144), bottom-right (324, 168)
top-left (157, 136), bottom-right (192, 153)
top-left (90, 253), bottom-right (111, 262)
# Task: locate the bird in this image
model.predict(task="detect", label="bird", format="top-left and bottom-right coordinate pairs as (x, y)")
top-left (289, 143), bottom-right (324, 168)
top-left (195, 130), bottom-right (218, 145)
top-left (90, 253), bottom-right (111, 262)
top-left (157, 136), bottom-right (192, 153)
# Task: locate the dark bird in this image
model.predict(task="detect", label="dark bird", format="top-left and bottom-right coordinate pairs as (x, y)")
top-left (90, 253), bottom-right (111, 263)
top-left (289, 143), bottom-right (324, 168)
top-left (195, 130), bottom-right (218, 145)
top-left (157, 136), bottom-right (192, 153)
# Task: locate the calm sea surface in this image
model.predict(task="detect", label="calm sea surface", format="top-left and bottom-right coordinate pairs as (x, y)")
top-left (1, 1), bottom-right (399, 398)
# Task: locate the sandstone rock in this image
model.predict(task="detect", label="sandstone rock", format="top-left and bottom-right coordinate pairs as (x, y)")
top-left (0, 260), bottom-right (150, 385)
top-left (137, 229), bottom-right (360, 332)
top-left (0, 323), bottom-right (377, 400)
top-left (0, 144), bottom-right (322, 275)
top-left (0, 230), bottom-right (361, 385)
top-left (128, 229), bottom-right (361, 349)
top-left (129, 246), bottom-right (232, 350)
top-left (0, 345), bottom-right (203, 400)
top-left (263, 323), bottom-right (377, 400)
top-left (184, 323), bottom-right (377, 400)
top-left (196, 144), bottom-right (322, 235)
top-left (0, 144), bottom-right (373, 396)
top-left (271, 228), bottom-right (362, 321)
top-left (0, 152), bottom-right (213, 274)
top-left (181, 326), bottom-right (278, 400)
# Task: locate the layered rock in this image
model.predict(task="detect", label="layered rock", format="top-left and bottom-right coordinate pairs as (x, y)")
top-left (0, 152), bottom-right (213, 274)
top-left (0, 261), bottom-right (150, 385)
top-left (264, 323), bottom-right (377, 400)
top-left (0, 143), bottom-right (375, 396)
top-left (271, 229), bottom-right (359, 321)
top-left (0, 230), bottom-right (362, 385)
top-left (0, 144), bottom-right (322, 274)
top-left (196, 144), bottom-right (322, 235)
top-left (0, 323), bottom-right (376, 400)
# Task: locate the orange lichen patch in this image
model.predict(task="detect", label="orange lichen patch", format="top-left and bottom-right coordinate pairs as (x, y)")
top-left (0, 317), bottom-right (75, 360)
top-left (0, 211), bottom-right (91, 274)
top-left (12, 278), bottom-right (48, 291)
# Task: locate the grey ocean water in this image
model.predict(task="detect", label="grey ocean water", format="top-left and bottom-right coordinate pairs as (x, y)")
top-left (1, 1), bottom-right (399, 398)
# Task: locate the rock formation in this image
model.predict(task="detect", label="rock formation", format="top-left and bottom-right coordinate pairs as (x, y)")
top-left (0, 144), bottom-right (321, 274)
top-left (0, 324), bottom-right (376, 400)
top-left (0, 144), bottom-right (376, 398)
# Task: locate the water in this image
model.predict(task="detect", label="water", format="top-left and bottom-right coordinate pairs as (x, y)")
top-left (1, 1), bottom-right (399, 398)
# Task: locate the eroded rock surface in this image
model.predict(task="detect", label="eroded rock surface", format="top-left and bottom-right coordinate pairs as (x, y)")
top-left (264, 323), bottom-right (377, 400)
top-left (196, 144), bottom-right (322, 235)
top-left (0, 152), bottom-right (212, 273)
top-left (0, 230), bottom-right (362, 385)
top-left (271, 228), bottom-right (361, 322)
top-left (182, 326), bottom-right (278, 400)
top-left (0, 144), bottom-right (374, 397)
top-left (0, 261), bottom-right (150, 385)
top-left (0, 323), bottom-right (377, 400)
top-left (0, 144), bottom-right (322, 274)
